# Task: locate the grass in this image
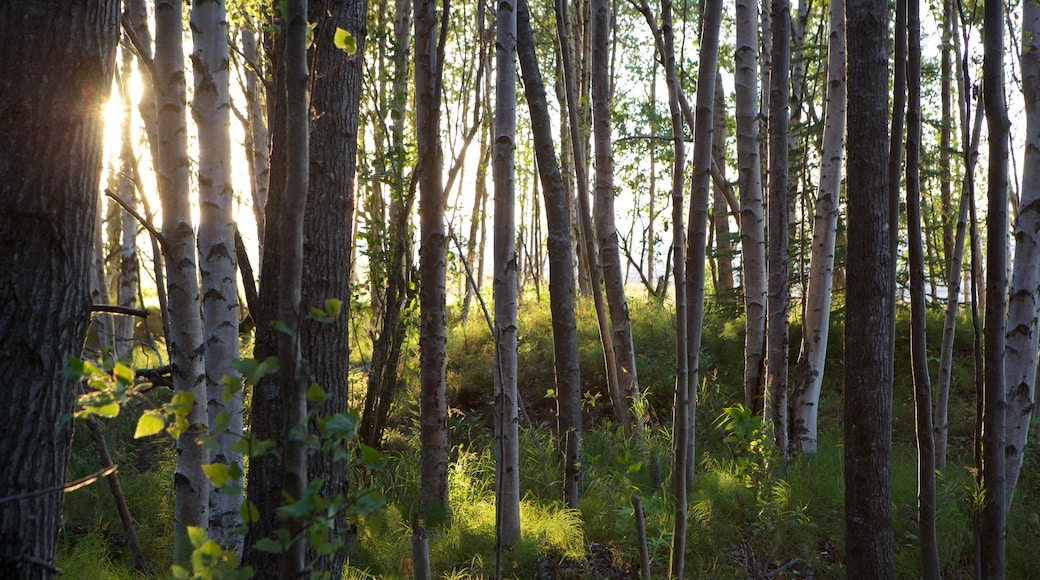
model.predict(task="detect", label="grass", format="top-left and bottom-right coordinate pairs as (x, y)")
top-left (58, 297), bottom-right (1040, 578)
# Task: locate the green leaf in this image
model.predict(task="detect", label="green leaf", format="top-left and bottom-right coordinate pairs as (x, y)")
top-left (187, 525), bottom-right (207, 548)
top-left (112, 362), bottom-right (133, 386)
top-left (271, 319), bottom-right (292, 336)
top-left (359, 444), bottom-right (383, 468)
top-left (170, 564), bottom-right (190, 579)
top-left (222, 375), bottom-right (243, 403)
top-left (347, 489), bottom-right (385, 517)
top-left (307, 382), bottom-right (328, 403)
top-left (134, 411), bottom-right (166, 438)
top-left (333, 27), bottom-right (356, 54)
top-left (324, 412), bottom-right (357, 439)
top-left (324, 298), bottom-right (342, 319)
top-left (92, 400), bottom-right (121, 419)
top-left (213, 410), bottom-right (232, 435)
top-left (241, 500), bottom-right (260, 525)
top-left (254, 537), bottom-right (285, 554)
top-left (203, 462), bottom-right (231, 487)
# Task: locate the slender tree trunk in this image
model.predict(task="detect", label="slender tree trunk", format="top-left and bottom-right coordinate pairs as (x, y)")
top-left (934, 19), bottom-right (984, 472)
top-left (684, 0), bottom-right (724, 491)
top-left (940, 0), bottom-right (955, 277)
top-left (156, 0), bottom-right (210, 565)
top-left (981, 0), bottom-right (1010, 569)
top-left (735, 0), bottom-right (767, 415)
top-left (191, 0), bottom-right (243, 552)
top-left (416, 0), bottom-right (450, 527)
top-left (116, 48), bottom-right (140, 363)
top-left (241, 27), bottom-right (270, 258)
top-left (556, 0), bottom-right (627, 429)
top-left (493, 0), bottom-right (521, 550)
top-left (1003, 0), bottom-right (1040, 510)
top-left (790, 0), bottom-right (845, 454)
top-left (712, 76), bottom-right (733, 294)
top-left (0, 3), bottom-right (119, 576)
top-left (765, 0), bottom-right (791, 458)
top-left (906, 0), bottom-right (940, 573)
top-left (275, 0), bottom-right (311, 575)
top-left (517, 0), bottom-right (583, 510)
top-left (844, 0), bottom-right (895, 574)
top-left (592, 0), bottom-right (643, 426)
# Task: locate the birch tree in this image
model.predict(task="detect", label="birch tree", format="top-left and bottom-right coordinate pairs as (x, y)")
top-left (765, 0), bottom-right (791, 457)
top-left (790, 0), bottom-right (845, 454)
top-left (191, 0), bottom-right (242, 551)
top-left (416, 0), bottom-right (450, 527)
top-left (493, 0), bottom-right (521, 549)
top-left (592, 0), bottom-right (643, 424)
top-left (906, 0), bottom-right (940, 571)
top-left (734, 0), bottom-right (767, 415)
top-left (1003, 0), bottom-right (1040, 509)
top-left (517, 0), bottom-right (583, 509)
top-left (155, 0), bottom-right (210, 564)
top-left (0, 2), bottom-right (119, 574)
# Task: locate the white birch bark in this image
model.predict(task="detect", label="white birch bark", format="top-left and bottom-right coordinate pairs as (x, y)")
top-left (494, 0), bottom-right (521, 549)
top-left (1004, 0), bottom-right (1040, 508)
top-left (191, 0), bottom-right (242, 551)
top-left (155, 0), bottom-right (209, 565)
top-left (790, 0), bottom-right (845, 454)
top-left (735, 0), bottom-right (767, 414)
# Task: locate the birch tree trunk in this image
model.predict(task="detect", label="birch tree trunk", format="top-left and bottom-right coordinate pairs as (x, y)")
top-left (712, 76), bottom-right (733, 294)
top-left (684, 0), bottom-right (724, 491)
top-left (555, 0), bottom-right (627, 430)
top-left (241, 27), bottom-right (269, 257)
top-left (790, 0), bottom-right (845, 454)
top-left (116, 48), bottom-right (140, 363)
top-left (735, 0), bottom-right (767, 415)
top-left (191, 0), bottom-right (242, 552)
top-left (493, 0), bottom-right (521, 549)
top-left (844, 0), bottom-right (895, 573)
top-left (592, 0), bottom-right (643, 424)
top-left (906, 0), bottom-right (940, 572)
top-left (765, 0), bottom-right (791, 458)
top-left (981, 0), bottom-right (1010, 569)
top-left (0, 3), bottom-right (119, 575)
top-left (517, 0), bottom-right (583, 510)
top-left (156, 0), bottom-right (210, 565)
top-left (416, 0), bottom-right (450, 527)
top-left (1003, 0), bottom-right (1040, 509)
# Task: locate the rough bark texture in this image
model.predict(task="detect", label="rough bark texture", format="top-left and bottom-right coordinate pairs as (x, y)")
top-left (790, 0), bottom-right (845, 454)
top-left (0, 3), bottom-right (119, 577)
top-left (844, 0), bottom-right (895, 574)
top-left (734, 0), bottom-right (767, 415)
top-left (416, 0), bottom-right (450, 526)
top-left (191, 0), bottom-right (243, 552)
top-left (517, 0), bottom-right (583, 510)
top-left (155, 0), bottom-right (210, 565)
top-left (765, 0), bottom-right (791, 458)
top-left (981, 0), bottom-right (1010, 570)
top-left (1004, 0), bottom-right (1040, 509)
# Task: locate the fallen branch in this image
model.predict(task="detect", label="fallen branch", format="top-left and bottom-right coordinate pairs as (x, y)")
top-left (0, 465), bottom-right (117, 505)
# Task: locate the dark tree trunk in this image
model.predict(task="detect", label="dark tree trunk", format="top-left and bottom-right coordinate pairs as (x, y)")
top-left (0, 2), bottom-right (120, 577)
top-left (981, 0), bottom-right (1010, 569)
top-left (844, 0), bottom-right (896, 574)
top-left (517, 0), bottom-right (583, 510)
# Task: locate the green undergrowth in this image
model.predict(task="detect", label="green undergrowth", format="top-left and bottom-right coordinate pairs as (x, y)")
top-left (58, 297), bottom-right (1040, 577)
